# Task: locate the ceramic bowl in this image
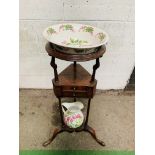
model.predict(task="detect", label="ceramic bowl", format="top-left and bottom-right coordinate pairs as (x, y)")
top-left (52, 43), bottom-right (101, 55)
top-left (43, 23), bottom-right (109, 54)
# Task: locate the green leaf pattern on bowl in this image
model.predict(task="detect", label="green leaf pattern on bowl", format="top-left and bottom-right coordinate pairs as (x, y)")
top-left (47, 27), bottom-right (56, 35)
top-left (45, 24), bottom-right (108, 48)
top-left (63, 38), bottom-right (88, 46)
top-left (60, 24), bottom-right (74, 31)
top-left (96, 32), bottom-right (105, 41)
top-left (79, 26), bottom-right (94, 34)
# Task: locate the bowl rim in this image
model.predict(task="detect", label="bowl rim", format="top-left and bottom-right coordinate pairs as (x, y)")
top-left (43, 23), bottom-right (109, 49)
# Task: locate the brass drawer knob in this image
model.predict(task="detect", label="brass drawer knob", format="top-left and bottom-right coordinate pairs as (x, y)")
top-left (73, 87), bottom-right (76, 97)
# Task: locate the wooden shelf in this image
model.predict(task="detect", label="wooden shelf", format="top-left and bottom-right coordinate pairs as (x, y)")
top-left (52, 64), bottom-right (97, 98)
top-left (53, 64), bottom-right (97, 87)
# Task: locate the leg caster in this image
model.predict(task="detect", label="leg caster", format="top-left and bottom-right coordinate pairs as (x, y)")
top-left (85, 125), bottom-right (105, 146)
top-left (42, 128), bottom-right (63, 147)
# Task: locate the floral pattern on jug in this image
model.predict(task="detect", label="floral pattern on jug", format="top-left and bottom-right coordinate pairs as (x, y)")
top-left (62, 101), bottom-right (84, 128)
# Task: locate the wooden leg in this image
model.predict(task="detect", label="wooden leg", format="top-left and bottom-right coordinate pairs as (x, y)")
top-left (85, 98), bottom-right (91, 127)
top-left (90, 58), bottom-right (100, 82)
top-left (42, 128), bottom-right (64, 147)
top-left (58, 98), bottom-right (65, 126)
top-left (50, 57), bottom-right (59, 82)
top-left (84, 98), bottom-right (105, 146)
top-left (85, 125), bottom-right (105, 146)
top-left (43, 98), bottom-right (66, 147)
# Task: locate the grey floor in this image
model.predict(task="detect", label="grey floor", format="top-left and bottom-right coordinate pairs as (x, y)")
top-left (19, 89), bottom-right (134, 150)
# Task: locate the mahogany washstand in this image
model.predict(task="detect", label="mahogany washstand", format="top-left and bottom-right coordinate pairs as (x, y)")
top-left (43, 42), bottom-right (106, 147)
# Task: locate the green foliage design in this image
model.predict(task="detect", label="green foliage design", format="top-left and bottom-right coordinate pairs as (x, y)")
top-left (67, 38), bottom-right (88, 46)
top-left (97, 33), bottom-right (105, 41)
top-left (47, 28), bottom-right (56, 34)
top-left (62, 24), bottom-right (73, 30)
top-left (83, 26), bottom-right (94, 33)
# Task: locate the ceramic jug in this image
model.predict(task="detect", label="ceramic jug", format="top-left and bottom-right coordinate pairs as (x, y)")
top-left (62, 101), bottom-right (84, 128)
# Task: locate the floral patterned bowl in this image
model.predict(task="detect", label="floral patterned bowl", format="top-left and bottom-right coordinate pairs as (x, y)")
top-left (43, 23), bottom-right (109, 54)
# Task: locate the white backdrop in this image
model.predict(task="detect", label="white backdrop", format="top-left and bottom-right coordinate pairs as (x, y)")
top-left (19, 0), bottom-right (134, 90)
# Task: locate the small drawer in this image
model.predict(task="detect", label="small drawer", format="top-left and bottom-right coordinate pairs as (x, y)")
top-left (62, 86), bottom-right (88, 97)
top-left (53, 85), bottom-right (95, 98)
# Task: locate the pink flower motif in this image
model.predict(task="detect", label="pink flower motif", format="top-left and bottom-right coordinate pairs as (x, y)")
top-left (70, 118), bottom-right (73, 122)
top-left (67, 117), bottom-right (70, 121)
top-left (76, 114), bottom-right (81, 118)
top-left (72, 115), bottom-right (76, 119)
top-left (79, 26), bottom-right (85, 32)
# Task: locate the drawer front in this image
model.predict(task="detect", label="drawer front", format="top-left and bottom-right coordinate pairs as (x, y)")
top-left (53, 85), bottom-right (95, 98)
top-left (62, 91), bottom-right (87, 98)
top-left (62, 86), bottom-right (92, 98)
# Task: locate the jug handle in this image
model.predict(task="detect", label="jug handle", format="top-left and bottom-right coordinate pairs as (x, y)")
top-left (61, 104), bottom-right (68, 114)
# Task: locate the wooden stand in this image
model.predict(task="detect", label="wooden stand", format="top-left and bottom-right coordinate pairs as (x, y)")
top-left (43, 42), bottom-right (106, 147)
